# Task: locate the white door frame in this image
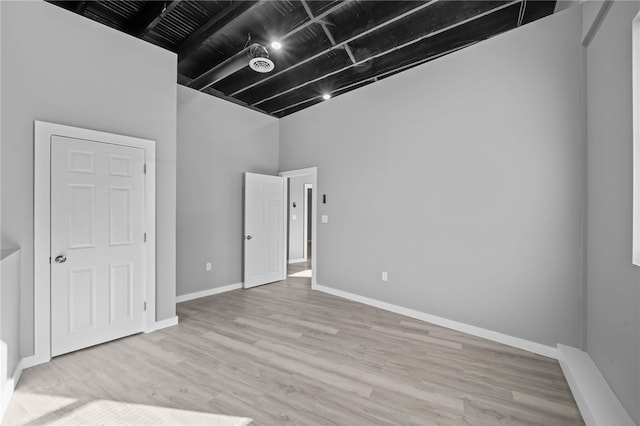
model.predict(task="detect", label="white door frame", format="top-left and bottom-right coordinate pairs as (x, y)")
top-left (278, 167), bottom-right (317, 289)
top-left (29, 121), bottom-right (156, 368)
top-left (632, 10), bottom-right (640, 266)
top-left (303, 183), bottom-right (312, 261)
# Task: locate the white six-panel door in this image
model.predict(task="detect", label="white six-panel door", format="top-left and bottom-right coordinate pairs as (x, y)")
top-left (244, 173), bottom-right (286, 288)
top-left (50, 136), bottom-right (146, 356)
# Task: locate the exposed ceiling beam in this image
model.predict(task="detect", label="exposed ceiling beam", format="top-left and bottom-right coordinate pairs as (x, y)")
top-left (270, 41), bottom-right (479, 116)
top-left (127, 0), bottom-right (182, 37)
top-left (300, 0), bottom-right (356, 65)
top-left (517, 0), bottom-right (527, 26)
top-left (177, 1), bottom-right (261, 63)
top-left (85, 2), bottom-right (134, 27)
top-left (74, 1), bottom-right (88, 16)
top-left (177, 73), bottom-right (273, 117)
top-left (51, 1), bottom-right (87, 15)
top-left (186, 0), bottom-right (350, 90)
top-left (280, 1), bottom-right (349, 42)
top-left (230, 0), bottom-right (439, 97)
top-left (254, 0), bottom-right (519, 108)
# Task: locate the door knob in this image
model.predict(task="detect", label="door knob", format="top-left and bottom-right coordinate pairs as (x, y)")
top-left (55, 255), bottom-right (67, 263)
top-left (246, 235), bottom-right (252, 240)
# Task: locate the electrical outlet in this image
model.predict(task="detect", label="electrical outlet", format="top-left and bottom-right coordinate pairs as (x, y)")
top-left (382, 272), bottom-right (388, 282)
top-left (205, 262), bottom-right (212, 272)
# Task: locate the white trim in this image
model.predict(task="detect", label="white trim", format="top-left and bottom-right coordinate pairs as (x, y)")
top-left (288, 258), bottom-right (307, 264)
top-left (633, 11), bottom-right (640, 266)
top-left (20, 355), bottom-right (39, 370)
top-left (314, 283), bottom-right (558, 359)
top-left (153, 316), bottom-right (179, 331)
top-left (557, 344), bottom-right (634, 426)
top-left (33, 121), bottom-right (156, 367)
top-left (176, 283), bottom-right (243, 303)
top-left (1, 359), bottom-right (23, 421)
top-left (279, 167), bottom-right (318, 289)
top-left (303, 183), bottom-right (312, 261)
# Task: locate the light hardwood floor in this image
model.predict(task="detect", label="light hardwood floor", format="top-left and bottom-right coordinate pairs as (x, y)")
top-left (3, 262), bottom-right (583, 425)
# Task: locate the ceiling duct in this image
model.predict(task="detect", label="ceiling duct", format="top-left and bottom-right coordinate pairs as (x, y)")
top-left (188, 43), bottom-right (274, 91)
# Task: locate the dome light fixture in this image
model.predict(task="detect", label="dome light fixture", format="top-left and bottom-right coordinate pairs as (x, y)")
top-left (271, 41), bottom-right (282, 50)
top-left (322, 93), bottom-right (331, 100)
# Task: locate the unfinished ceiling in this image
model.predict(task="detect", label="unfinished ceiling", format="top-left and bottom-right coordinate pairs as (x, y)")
top-left (48, 1), bottom-right (557, 118)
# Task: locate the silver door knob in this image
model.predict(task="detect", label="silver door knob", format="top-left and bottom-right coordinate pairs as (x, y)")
top-left (246, 235), bottom-right (252, 240)
top-left (55, 255), bottom-right (67, 263)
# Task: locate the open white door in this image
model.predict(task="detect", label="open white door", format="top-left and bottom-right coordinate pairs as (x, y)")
top-left (50, 136), bottom-right (146, 356)
top-left (244, 173), bottom-right (286, 289)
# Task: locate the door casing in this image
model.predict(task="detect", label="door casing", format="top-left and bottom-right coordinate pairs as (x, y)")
top-left (30, 121), bottom-right (156, 368)
top-left (279, 167), bottom-right (318, 289)
top-left (303, 183), bottom-right (312, 262)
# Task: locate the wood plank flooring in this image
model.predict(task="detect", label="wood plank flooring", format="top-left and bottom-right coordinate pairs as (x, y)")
top-left (3, 261), bottom-right (583, 425)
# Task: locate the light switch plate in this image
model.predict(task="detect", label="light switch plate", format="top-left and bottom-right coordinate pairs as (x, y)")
top-left (321, 215), bottom-right (329, 223)
top-left (292, 214), bottom-right (297, 220)
top-left (205, 262), bottom-right (212, 272)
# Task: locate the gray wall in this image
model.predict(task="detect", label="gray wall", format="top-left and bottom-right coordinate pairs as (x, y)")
top-left (288, 175), bottom-right (310, 261)
top-left (1, 1), bottom-right (178, 357)
top-left (279, 7), bottom-right (584, 348)
top-left (176, 86), bottom-right (279, 297)
top-left (584, 1), bottom-right (640, 421)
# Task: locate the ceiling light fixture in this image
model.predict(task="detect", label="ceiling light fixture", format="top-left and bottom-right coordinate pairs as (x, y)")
top-left (322, 93), bottom-right (331, 100)
top-left (271, 41), bottom-right (282, 50)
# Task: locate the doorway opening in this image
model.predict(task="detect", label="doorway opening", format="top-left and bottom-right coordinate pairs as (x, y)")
top-left (304, 183), bottom-right (313, 262)
top-left (278, 167), bottom-right (317, 288)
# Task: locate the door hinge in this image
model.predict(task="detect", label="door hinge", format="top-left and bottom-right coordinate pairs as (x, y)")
top-left (143, 164), bottom-right (147, 174)
top-left (144, 301), bottom-right (147, 311)
top-left (144, 232), bottom-right (147, 242)
top-left (49, 257), bottom-right (51, 264)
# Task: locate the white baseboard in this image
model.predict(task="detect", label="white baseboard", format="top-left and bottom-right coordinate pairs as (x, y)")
top-left (557, 344), bottom-right (634, 426)
top-left (176, 283), bottom-right (243, 303)
top-left (314, 284), bottom-right (557, 359)
top-left (154, 316), bottom-right (179, 331)
top-left (21, 354), bottom-right (48, 369)
top-left (288, 258), bottom-right (307, 264)
top-left (1, 359), bottom-right (24, 421)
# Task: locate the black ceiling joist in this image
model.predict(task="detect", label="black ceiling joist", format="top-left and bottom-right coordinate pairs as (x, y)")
top-left (126, 0), bottom-right (182, 37)
top-left (176, 1), bottom-right (261, 63)
top-left (228, 0), bottom-right (437, 98)
top-left (74, 1), bottom-right (87, 15)
top-left (280, 0), bottom-right (348, 43)
top-left (231, 0), bottom-right (515, 109)
top-left (299, 0), bottom-right (357, 65)
top-left (46, 0), bottom-right (558, 118)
